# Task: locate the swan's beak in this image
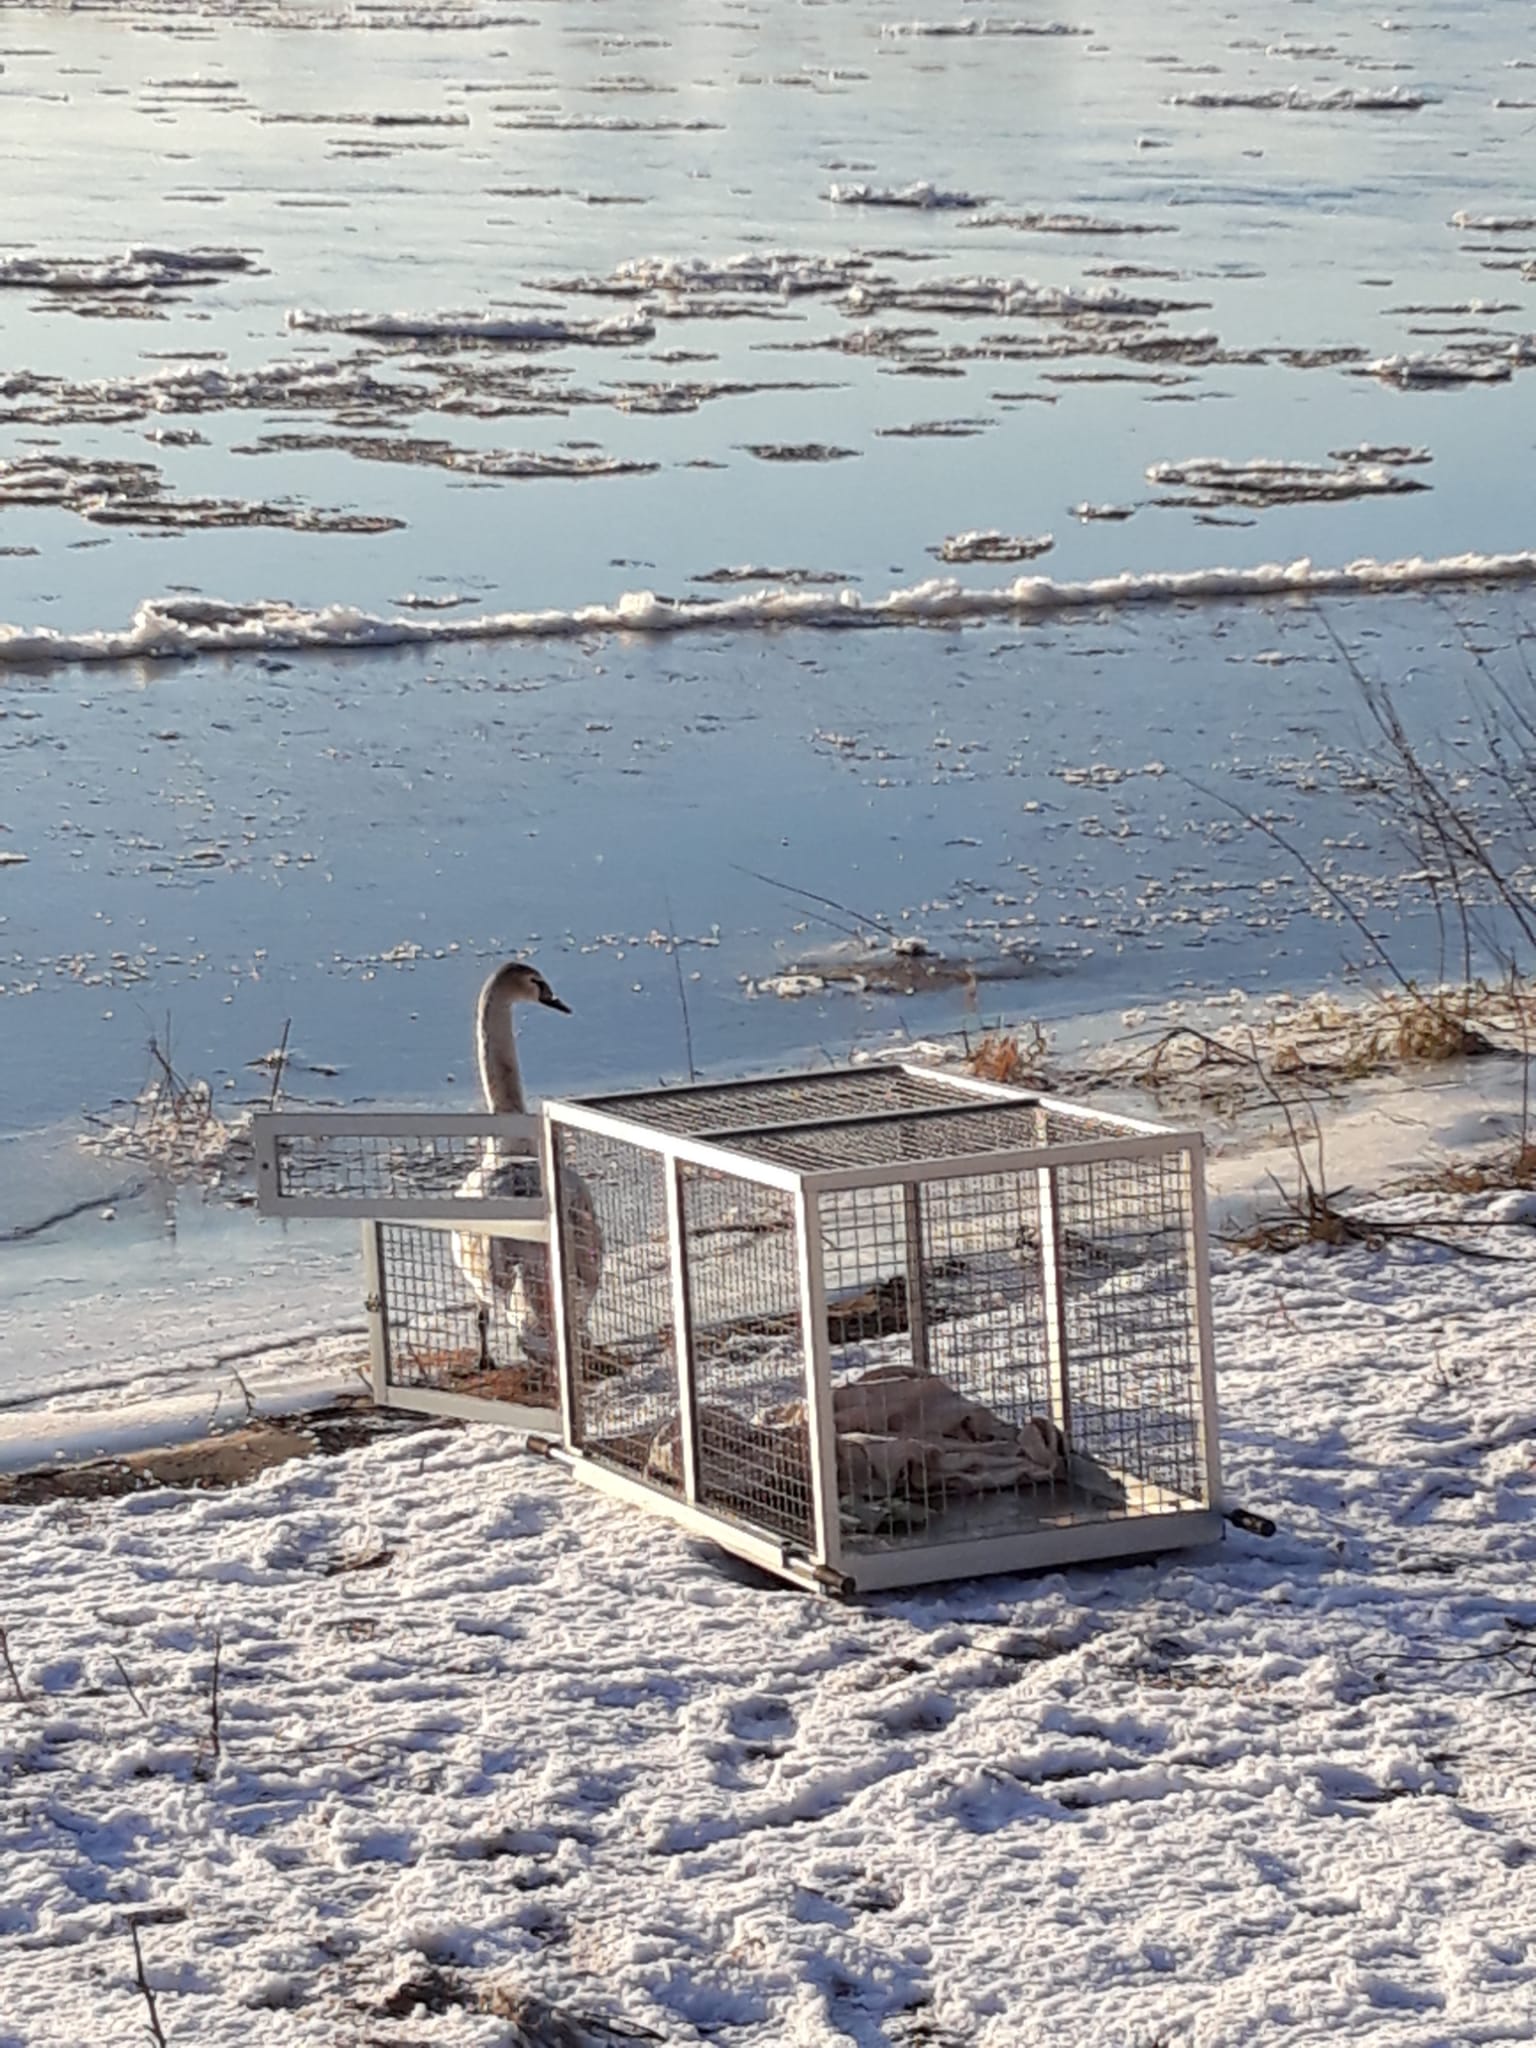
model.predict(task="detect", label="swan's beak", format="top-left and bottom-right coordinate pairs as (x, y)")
top-left (540, 990), bottom-right (572, 1014)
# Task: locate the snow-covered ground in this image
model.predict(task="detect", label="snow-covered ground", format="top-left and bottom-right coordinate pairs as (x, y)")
top-left (3, 1197), bottom-right (1534, 2045)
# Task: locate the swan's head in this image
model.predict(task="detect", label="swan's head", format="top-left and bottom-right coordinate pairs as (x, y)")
top-left (484, 959), bottom-right (571, 1015)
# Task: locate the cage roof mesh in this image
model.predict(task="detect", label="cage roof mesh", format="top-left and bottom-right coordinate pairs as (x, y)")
top-left (579, 1064), bottom-right (972, 1136)
top-left (573, 1065), bottom-right (1148, 1174)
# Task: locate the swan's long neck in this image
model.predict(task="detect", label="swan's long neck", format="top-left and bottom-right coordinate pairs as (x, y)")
top-left (477, 982), bottom-right (527, 1113)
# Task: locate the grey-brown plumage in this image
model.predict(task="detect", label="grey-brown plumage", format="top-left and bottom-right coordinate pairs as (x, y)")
top-left (452, 961), bottom-right (601, 1367)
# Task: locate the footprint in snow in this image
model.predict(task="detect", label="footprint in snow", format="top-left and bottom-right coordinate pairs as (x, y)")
top-left (726, 1692), bottom-right (797, 1746)
top-left (870, 1686), bottom-right (959, 1737)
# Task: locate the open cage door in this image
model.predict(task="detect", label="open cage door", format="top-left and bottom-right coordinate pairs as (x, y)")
top-left (252, 1110), bottom-right (562, 1431)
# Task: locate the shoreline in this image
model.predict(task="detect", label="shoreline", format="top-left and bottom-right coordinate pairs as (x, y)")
top-left (0, 1392), bottom-right (442, 1507)
top-left (6, 978), bottom-right (1535, 1492)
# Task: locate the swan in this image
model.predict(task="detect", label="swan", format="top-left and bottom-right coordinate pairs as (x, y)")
top-left (452, 960), bottom-right (602, 1382)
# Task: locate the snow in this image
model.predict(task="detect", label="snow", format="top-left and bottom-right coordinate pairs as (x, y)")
top-left (9, 550), bottom-right (1536, 668)
top-left (3, 1211), bottom-right (1535, 2041)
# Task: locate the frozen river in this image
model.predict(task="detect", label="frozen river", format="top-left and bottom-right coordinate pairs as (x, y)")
top-left (2, 0), bottom-right (1534, 1412)
top-left (2, 0), bottom-right (1534, 624)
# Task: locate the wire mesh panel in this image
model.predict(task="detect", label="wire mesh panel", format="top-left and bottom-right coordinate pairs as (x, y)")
top-left (814, 1169), bottom-right (1065, 1551)
top-left (1049, 1150), bottom-right (1208, 1515)
top-left (540, 1079), bottom-right (1218, 1591)
top-left (256, 1112), bottom-right (543, 1217)
top-left (373, 1221), bottom-right (559, 1411)
top-left (581, 1064), bottom-right (993, 1137)
top-left (551, 1122), bottom-right (682, 1494)
top-left (678, 1164), bottom-right (814, 1548)
top-left (725, 1101), bottom-right (1053, 1176)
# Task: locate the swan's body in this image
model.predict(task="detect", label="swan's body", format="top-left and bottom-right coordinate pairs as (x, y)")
top-left (452, 961), bottom-right (601, 1376)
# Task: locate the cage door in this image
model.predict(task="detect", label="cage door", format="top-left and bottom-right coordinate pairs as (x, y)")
top-left (253, 1110), bottom-right (545, 1219)
top-left (363, 1218), bottom-right (563, 1430)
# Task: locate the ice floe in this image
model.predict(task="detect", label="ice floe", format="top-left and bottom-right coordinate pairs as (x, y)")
top-left (234, 433), bottom-right (658, 480)
top-left (494, 113), bottom-right (722, 131)
top-left (0, 246), bottom-right (255, 294)
top-left (1451, 211), bottom-right (1536, 232)
top-left (0, 356), bottom-right (417, 429)
top-left (286, 307), bottom-right (654, 345)
top-left (543, 253), bottom-right (871, 298)
top-left (0, 455), bottom-right (400, 533)
top-left (742, 442), bottom-right (861, 462)
top-left (931, 530), bottom-right (1055, 562)
top-left (960, 211), bottom-right (1175, 235)
top-left (9, 552), bottom-right (1536, 668)
top-left (692, 565), bottom-right (852, 585)
top-left (826, 182), bottom-right (986, 209)
top-left (1146, 456), bottom-right (1431, 504)
top-left (876, 417), bottom-right (991, 437)
top-left (259, 108), bottom-right (469, 126)
top-left (842, 274), bottom-right (1201, 318)
top-left (1363, 351), bottom-right (1515, 385)
top-left (1326, 443), bottom-right (1432, 464)
top-left (607, 377), bottom-right (838, 414)
top-left (1169, 86), bottom-right (1435, 110)
top-left (880, 19), bottom-right (1093, 36)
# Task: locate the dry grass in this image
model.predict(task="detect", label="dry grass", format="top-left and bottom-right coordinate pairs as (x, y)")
top-left (965, 1023), bottom-right (1049, 1086)
top-left (1226, 1189), bottom-right (1388, 1255)
top-left (1110, 985), bottom-right (1515, 1118)
top-left (1360, 988), bottom-right (1499, 1065)
top-left (81, 1030), bottom-right (252, 1186)
top-left (1422, 1141), bottom-right (1536, 1194)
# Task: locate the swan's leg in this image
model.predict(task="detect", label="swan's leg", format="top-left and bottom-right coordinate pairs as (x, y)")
top-left (518, 1249), bottom-right (555, 1365)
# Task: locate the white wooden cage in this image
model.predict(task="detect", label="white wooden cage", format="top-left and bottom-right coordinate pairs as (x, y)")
top-left (254, 1066), bottom-right (1221, 1595)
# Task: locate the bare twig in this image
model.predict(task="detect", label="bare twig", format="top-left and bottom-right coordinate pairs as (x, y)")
top-left (730, 862), bottom-right (895, 939)
top-left (127, 1919), bottom-right (170, 2048)
top-left (0, 1184), bottom-right (143, 1244)
top-left (664, 897), bottom-right (697, 1084)
top-left (267, 1018), bottom-right (292, 1111)
top-left (0, 1626), bottom-right (26, 1705)
top-left (195, 1627), bottom-right (223, 1778)
top-left (1182, 773), bottom-right (1417, 996)
top-left (110, 1652), bottom-right (150, 1719)
top-left (1331, 604), bottom-right (1536, 959)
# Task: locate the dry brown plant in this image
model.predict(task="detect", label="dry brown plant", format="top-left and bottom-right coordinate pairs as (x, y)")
top-left (964, 1022), bottom-right (1049, 1086)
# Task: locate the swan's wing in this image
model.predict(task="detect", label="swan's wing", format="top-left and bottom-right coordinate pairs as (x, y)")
top-left (561, 1167), bottom-right (605, 1294)
top-left (458, 1143), bottom-right (540, 1203)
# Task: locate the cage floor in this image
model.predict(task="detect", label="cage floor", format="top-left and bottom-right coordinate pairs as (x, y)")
top-left (845, 1472), bottom-right (1203, 1555)
top-left (386, 1355), bottom-right (558, 1408)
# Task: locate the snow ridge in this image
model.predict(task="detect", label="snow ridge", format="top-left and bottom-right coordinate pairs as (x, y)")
top-left (5, 551), bottom-right (1536, 668)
